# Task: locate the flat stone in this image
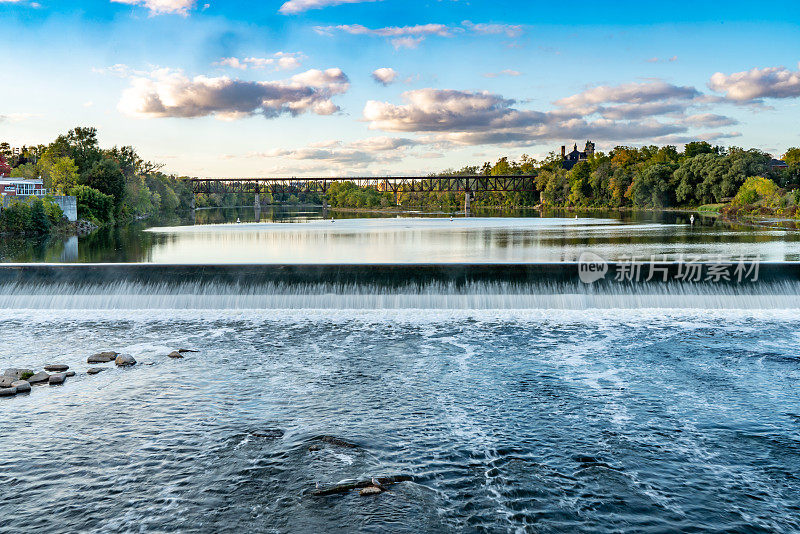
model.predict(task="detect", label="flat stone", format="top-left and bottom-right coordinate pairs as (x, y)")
top-left (49, 373), bottom-right (66, 385)
top-left (178, 349), bottom-right (200, 353)
top-left (27, 371), bottom-right (50, 384)
top-left (168, 351), bottom-right (184, 359)
top-left (4, 368), bottom-right (33, 380)
top-left (115, 354), bottom-right (136, 367)
top-left (88, 352), bottom-right (118, 364)
top-left (359, 486), bottom-right (384, 496)
top-left (11, 380), bottom-right (31, 393)
top-left (0, 376), bottom-right (14, 388)
top-left (87, 368), bottom-right (105, 375)
top-left (0, 387), bottom-right (17, 397)
top-left (65, 371), bottom-right (76, 377)
top-left (44, 364), bottom-right (69, 372)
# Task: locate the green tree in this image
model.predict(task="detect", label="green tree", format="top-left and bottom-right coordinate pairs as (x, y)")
top-left (82, 159), bottom-right (125, 209)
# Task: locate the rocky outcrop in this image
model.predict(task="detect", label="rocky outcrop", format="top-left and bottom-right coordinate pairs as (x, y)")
top-left (115, 354), bottom-right (136, 367)
top-left (65, 371), bottom-right (76, 377)
top-left (178, 349), bottom-right (200, 353)
top-left (0, 387), bottom-right (17, 397)
top-left (27, 372), bottom-right (50, 385)
top-left (168, 351), bottom-right (184, 359)
top-left (88, 352), bottom-right (118, 364)
top-left (0, 376), bottom-right (14, 388)
top-left (11, 380), bottom-right (31, 393)
top-left (44, 365), bottom-right (69, 372)
top-left (359, 486), bottom-right (383, 496)
top-left (87, 368), bottom-right (105, 375)
top-left (49, 373), bottom-right (66, 385)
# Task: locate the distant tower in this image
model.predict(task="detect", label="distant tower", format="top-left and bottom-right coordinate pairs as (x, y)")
top-left (585, 140), bottom-right (595, 158)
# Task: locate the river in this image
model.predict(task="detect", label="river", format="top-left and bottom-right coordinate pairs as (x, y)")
top-left (1, 209), bottom-right (799, 533)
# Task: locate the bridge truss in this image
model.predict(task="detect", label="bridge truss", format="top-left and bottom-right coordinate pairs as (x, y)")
top-left (187, 175), bottom-right (539, 197)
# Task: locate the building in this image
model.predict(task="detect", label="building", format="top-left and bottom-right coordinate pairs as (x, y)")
top-left (561, 141), bottom-right (596, 170)
top-left (770, 159), bottom-right (789, 171)
top-left (0, 177), bottom-right (48, 197)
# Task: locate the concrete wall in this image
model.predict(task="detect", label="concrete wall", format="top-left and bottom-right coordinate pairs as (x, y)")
top-left (51, 196), bottom-right (77, 222)
top-left (0, 195), bottom-right (77, 222)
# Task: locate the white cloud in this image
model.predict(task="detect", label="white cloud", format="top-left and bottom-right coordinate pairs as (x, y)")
top-left (372, 68), bottom-right (398, 86)
top-left (684, 113), bottom-right (739, 128)
top-left (216, 53), bottom-right (305, 72)
top-left (316, 21), bottom-right (524, 48)
top-left (110, 0), bottom-right (197, 16)
top-left (246, 136), bottom-right (419, 173)
top-left (362, 80), bottom-right (736, 148)
top-left (461, 21), bottom-right (523, 38)
top-left (483, 69), bottom-right (521, 78)
top-left (279, 0), bottom-right (378, 14)
top-left (709, 63), bottom-right (800, 102)
top-left (119, 68), bottom-right (350, 120)
top-left (554, 81), bottom-right (700, 108)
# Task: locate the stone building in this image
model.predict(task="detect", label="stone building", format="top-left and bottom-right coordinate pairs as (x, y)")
top-left (561, 141), bottom-right (595, 170)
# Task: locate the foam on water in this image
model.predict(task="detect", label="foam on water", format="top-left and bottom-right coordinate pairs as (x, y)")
top-left (2, 280), bottom-right (800, 310)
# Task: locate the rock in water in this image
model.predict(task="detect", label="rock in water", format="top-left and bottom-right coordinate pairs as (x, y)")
top-left (88, 352), bottom-right (118, 364)
top-left (65, 371), bottom-right (76, 377)
top-left (27, 372), bottom-right (50, 384)
top-left (178, 349), bottom-right (200, 353)
top-left (0, 376), bottom-right (14, 388)
top-left (44, 364), bottom-right (69, 372)
top-left (115, 354), bottom-right (136, 367)
top-left (49, 373), bottom-right (66, 385)
top-left (4, 368), bottom-right (33, 380)
top-left (359, 486), bottom-right (383, 496)
top-left (168, 351), bottom-right (184, 359)
top-left (87, 368), bottom-right (105, 375)
top-left (0, 387), bottom-right (17, 397)
top-left (11, 381), bottom-right (31, 393)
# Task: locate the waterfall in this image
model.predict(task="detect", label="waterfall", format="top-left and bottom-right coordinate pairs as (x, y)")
top-left (1, 264), bottom-right (799, 310)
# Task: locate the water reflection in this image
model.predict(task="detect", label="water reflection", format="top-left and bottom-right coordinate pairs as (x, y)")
top-left (2, 207), bottom-right (800, 263)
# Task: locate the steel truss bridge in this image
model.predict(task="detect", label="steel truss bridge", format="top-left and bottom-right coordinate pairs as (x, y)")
top-left (188, 175), bottom-right (538, 197)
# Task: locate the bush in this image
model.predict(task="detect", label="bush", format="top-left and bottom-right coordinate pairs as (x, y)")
top-left (733, 176), bottom-right (779, 206)
top-left (70, 185), bottom-right (114, 223)
top-left (0, 196), bottom-right (58, 235)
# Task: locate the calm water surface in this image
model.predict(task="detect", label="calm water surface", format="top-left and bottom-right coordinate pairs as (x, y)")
top-left (2, 207), bottom-right (800, 263)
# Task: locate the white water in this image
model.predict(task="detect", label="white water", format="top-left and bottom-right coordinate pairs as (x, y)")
top-left (2, 281), bottom-right (800, 310)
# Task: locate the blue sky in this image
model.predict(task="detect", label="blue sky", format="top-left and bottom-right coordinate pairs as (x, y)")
top-left (1, 0), bottom-right (799, 177)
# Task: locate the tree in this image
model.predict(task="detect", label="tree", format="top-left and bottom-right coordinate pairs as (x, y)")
top-left (0, 154), bottom-right (10, 176)
top-left (683, 141), bottom-right (718, 159)
top-left (9, 163), bottom-right (38, 180)
top-left (629, 164), bottom-right (674, 208)
top-left (567, 161), bottom-right (592, 206)
top-left (70, 185), bottom-right (114, 223)
top-left (82, 159), bottom-right (125, 209)
top-left (39, 154), bottom-right (80, 194)
top-left (784, 148), bottom-right (800, 166)
top-left (49, 127), bottom-right (103, 176)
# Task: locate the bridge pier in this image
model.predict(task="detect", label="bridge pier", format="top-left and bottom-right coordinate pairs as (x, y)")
top-left (464, 192), bottom-right (471, 216)
top-left (254, 193), bottom-right (260, 209)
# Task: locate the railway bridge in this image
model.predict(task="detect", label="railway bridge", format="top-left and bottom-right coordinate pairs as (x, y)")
top-left (187, 175), bottom-right (539, 211)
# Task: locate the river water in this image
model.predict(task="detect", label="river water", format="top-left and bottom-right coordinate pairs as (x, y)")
top-left (1, 209), bottom-right (800, 533)
top-left (2, 207), bottom-right (800, 263)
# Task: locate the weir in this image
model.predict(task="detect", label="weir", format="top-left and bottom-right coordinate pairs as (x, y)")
top-left (1, 263), bottom-right (799, 310)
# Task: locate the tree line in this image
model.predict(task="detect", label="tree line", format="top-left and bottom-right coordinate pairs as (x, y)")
top-left (1, 127), bottom-right (195, 233)
top-left (322, 142), bottom-right (800, 217)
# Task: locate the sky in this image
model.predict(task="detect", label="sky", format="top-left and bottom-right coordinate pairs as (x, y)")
top-left (1, 0), bottom-right (799, 177)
